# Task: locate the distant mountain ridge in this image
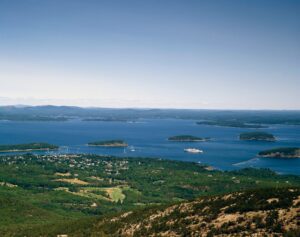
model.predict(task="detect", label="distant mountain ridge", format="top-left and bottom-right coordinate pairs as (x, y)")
top-left (1, 105), bottom-right (300, 125)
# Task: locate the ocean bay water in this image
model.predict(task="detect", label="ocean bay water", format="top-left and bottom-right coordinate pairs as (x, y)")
top-left (0, 119), bottom-right (299, 175)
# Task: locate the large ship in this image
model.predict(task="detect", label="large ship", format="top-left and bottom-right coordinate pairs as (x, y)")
top-left (184, 148), bottom-right (203, 154)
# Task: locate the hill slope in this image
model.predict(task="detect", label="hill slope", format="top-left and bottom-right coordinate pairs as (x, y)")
top-left (95, 188), bottom-right (300, 237)
top-left (0, 154), bottom-right (300, 236)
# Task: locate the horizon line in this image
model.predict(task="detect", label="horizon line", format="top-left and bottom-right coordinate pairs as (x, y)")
top-left (1, 104), bottom-right (300, 112)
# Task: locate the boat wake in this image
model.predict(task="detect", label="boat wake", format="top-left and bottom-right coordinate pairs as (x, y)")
top-left (233, 157), bottom-right (260, 166)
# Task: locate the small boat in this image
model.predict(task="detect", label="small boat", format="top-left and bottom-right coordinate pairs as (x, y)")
top-left (184, 148), bottom-right (203, 154)
top-left (129, 146), bottom-right (136, 152)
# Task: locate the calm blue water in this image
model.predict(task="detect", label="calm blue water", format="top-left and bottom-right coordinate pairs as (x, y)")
top-left (0, 119), bottom-right (299, 175)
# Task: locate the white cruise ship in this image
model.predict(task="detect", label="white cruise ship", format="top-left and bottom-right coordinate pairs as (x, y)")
top-left (184, 148), bottom-right (203, 154)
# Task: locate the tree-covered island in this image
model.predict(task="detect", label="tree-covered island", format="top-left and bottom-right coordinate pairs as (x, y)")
top-left (258, 147), bottom-right (300, 158)
top-left (88, 140), bottom-right (128, 147)
top-left (168, 135), bottom-right (210, 142)
top-left (239, 132), bottom-right (276, 141)
top-left (0, 143), bottom-right (59, 152)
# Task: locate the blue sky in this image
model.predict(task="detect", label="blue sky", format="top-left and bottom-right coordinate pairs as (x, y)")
top-left (0, 0), bottom-right (299, 109)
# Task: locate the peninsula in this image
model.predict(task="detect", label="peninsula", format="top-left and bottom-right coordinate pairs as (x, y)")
top-left (0, 143), bottom-right (59, 152)
top-left (258, 147), bottom-right (300, 158)
top-left (168, 135), bottom-right (210, 142)
top-left (88, 140), bottom-right (128, 147)
top-left (239, 132), bottom-right (276, 141)
top-left (197, 120), bottom-right (266, 128)
top-left (1, 153), bottom-right (299, 236)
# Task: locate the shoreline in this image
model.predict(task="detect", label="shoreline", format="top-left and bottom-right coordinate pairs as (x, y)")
top-left (259, 154), bottom-right (300, 159)
top-left (0, 152), bottom-right (298, 175)
top-left (0, 148), bottom-right (59, 153)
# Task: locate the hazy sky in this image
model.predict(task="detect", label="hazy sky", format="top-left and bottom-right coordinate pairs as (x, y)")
top-left (0, 0), bottom-right (299, 109)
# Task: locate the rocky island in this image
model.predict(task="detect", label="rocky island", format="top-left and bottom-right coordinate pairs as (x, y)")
top-left (0, 143), bottom-right (59, 152)
top-left (239, 132), bottom-right (276, 141)
top-left (88, 140), bottom-right (128, 147)
top-left (168, 135), bottom-right (209, 142)
top-left (258, 147), bottom-right (300, 158)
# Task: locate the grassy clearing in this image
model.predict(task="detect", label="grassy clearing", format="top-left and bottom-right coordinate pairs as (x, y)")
top-left (105, 187), bottom-right (126, 203)
top-left (57, 186), bottom-right (129, 203)
top-left (54, 178), bottom-right (89, 185)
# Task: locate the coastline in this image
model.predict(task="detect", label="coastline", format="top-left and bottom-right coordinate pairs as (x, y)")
top-left (0, 148), bottom-right (59, 153)
top-left (259, 154), bottom-right (300, 159)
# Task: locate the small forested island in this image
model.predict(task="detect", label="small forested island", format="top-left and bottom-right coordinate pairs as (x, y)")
top-left (88, 140), bottom-right (128, 147)
top-left (168, 135), bottom-right (209, 142)
top-left (258, 147), bottom-right (300, 158)
top-left (239, 132), bottom-right (276, 141)
top-left (0, 143), bottom-right (59, 152)
top-left (197, 120), bottom-right (266, 128)
top-left (83, 118), bottom-right (128, 122)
